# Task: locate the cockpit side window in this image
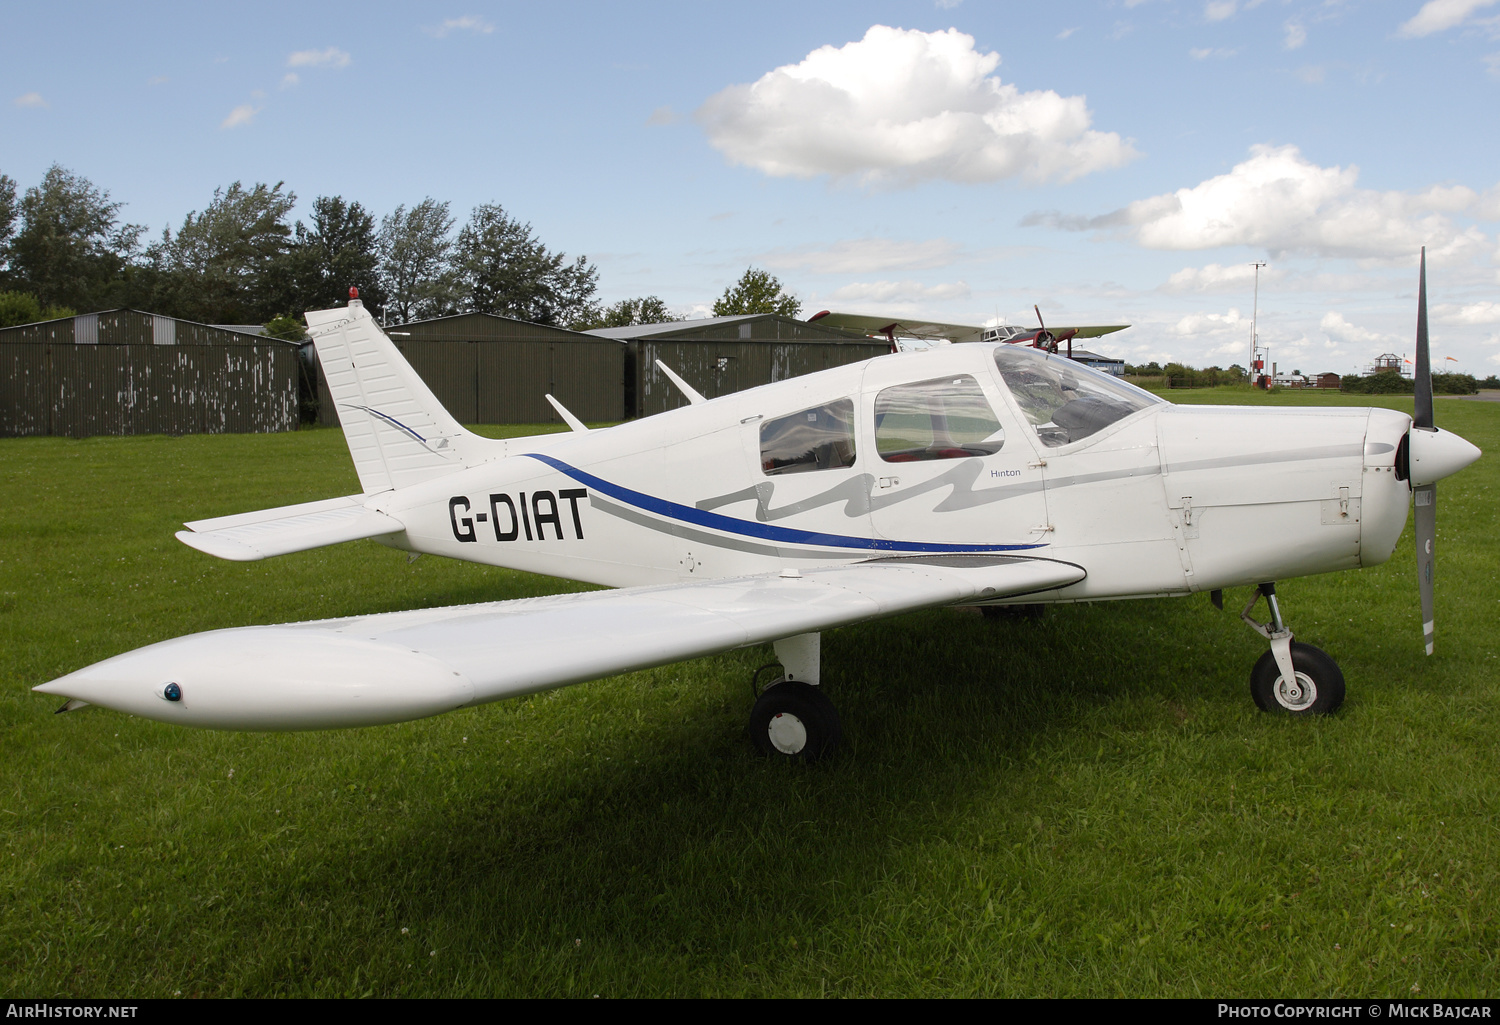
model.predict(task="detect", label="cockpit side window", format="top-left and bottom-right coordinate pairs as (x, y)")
top-left (874, 375), bottom-right (1004, 463)
top-left (993, 346), bottom-right (1161, 448)
top-left (760, 398), bottom-right (857, 475)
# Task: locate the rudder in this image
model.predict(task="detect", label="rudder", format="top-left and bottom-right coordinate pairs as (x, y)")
top-left (306, 299), bottom-right (492, 493)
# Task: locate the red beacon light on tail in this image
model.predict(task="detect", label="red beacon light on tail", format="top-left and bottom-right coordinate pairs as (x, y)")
top-left (348, 287), bottom-right (360, 303)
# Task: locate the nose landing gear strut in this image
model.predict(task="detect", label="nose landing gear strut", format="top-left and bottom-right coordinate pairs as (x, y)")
top-left (1239, 583), bottom-right (1345, 715)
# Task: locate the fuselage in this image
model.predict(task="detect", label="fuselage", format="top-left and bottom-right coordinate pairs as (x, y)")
top-left (370, 342), bottom-right (1415, 604)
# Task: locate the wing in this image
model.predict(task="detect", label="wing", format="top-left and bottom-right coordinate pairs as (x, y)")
top-left (1059, 324), bottom-right (1130, 339)
top-left (808, 312), bottom-right (986, 343)
top-left (176, 493), bottom-right (404, 561)
top-left (36, 555), bottom-right (1085, 730)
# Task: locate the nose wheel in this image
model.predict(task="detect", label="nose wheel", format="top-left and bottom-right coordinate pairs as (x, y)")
top-left (1249, 642), bottom-right (1345, 715)
top-left (1239, 583), bottom-right (1345, 716)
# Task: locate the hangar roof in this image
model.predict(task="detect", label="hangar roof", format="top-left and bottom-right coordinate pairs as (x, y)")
top-left (586, 313), bottom-right (870, 343)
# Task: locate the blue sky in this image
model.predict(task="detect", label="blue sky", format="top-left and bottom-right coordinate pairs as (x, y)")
top-left (3, 1), bottom-right (1498, 374)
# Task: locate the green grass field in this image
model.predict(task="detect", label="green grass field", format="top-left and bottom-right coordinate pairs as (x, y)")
top-left (2, 393), bottom-right (1497, 997)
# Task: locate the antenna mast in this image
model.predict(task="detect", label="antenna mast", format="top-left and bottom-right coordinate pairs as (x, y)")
top-left (1250, 261), bottom-right (1267, 386)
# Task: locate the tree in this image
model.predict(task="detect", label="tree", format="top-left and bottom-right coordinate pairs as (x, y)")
top-left (272, 195), bottom-right (384, 315)
top-left (712, 267), bottom-right (800, 318)
top-left (262, 314), bottom-right (309, 342)
top-left (0, 290), bottom-right (75, 328)
top-left (377, 199), bottom-right (456, 323)
top-left (577, 295), bottom-right (682, 330)
top-left (9, 165), bottom-right (144, 310)
top-left (0, 174), bottom-right (17, 281)
top-left (452, 203), bottom-right (599, 326)
top-left (152, 181), bottom-right (296, 324)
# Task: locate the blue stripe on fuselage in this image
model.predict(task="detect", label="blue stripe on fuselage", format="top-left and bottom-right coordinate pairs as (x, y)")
top-left (522, 453), bottom-right (1045, 554)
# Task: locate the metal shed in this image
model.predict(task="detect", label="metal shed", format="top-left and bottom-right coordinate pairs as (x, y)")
top-left (0, 310), bottom-right (300, 438)
top-left (1067, 348), bottom-right (1127, 376)
top-left (586, 314), bottom-right (887, 418)
top-left (318, 312), bottom-right (624, 427)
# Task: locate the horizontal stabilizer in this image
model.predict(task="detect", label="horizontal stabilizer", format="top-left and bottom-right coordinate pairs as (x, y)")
top-left (177, 495), bottom-right (404, 562)
top-left (38, 555), bottom-right (1084, 730)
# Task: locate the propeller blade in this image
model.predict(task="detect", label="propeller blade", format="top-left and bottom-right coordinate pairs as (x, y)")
top-left (1412, 246), bottom-right (1437, 655)
top-left (1416, 483), bottom-right (1436, 655)
top-left (1414, 247), bottom-right (1433, 430)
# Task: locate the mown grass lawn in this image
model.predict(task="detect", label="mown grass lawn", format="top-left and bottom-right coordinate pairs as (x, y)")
top-left (1, 393), bottom-right (1496, 997)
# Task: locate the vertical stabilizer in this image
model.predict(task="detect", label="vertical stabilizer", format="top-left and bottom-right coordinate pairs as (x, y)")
top-left (305, 300), bottom-right (493, 493)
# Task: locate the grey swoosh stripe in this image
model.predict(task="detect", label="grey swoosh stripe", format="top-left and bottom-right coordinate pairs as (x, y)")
top-left (1163, 444), bottom-right (1362, 475)
top-left (590, 494), bottom-right (855, 560)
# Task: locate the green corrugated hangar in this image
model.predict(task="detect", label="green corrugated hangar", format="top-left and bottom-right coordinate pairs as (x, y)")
top-left (317, 312), bottom-right (626, 428)
top-left (0, 310), bottom-right (300, 438)
top-left (586, 314), bottom-right (886, 418)
top-left (2, 308), bottom-right (887, 438)
top-left (318, 311), bottom-right (884, 426)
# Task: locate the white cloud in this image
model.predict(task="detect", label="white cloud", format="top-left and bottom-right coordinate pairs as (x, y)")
top-left (646, 106), bottom-right (678, 126)
top-left (763, 238), bottom-right (964, 274)
top-left (220, 104), bottom-right (260, 129)
top-left (1172, 307), bottom-right (1245, 337)
top-left (425, 16), bottom-right (495, 38)
top-left (1162, 262), bottom-right (1278, 292)
top-left (825, 280), bottom-right (972, 304)
top-left (1057, 27), bottom-right (1079, 40)
top-left (1486, 52), bottom-right (1500, 76)
top-left (287, 47), bottom-right (351, 69)
top-left (697, 25), bottom-right (1138, 187)
top-left (1321, 311), bottom-right (1386, 344)
top-left (1284, 22), bottom-right (1307, 49)
top-left (14, 92), bottom-right (47, 108)
top-left (1434, 301), bottom-right (1500, 324)
top-left (1190, 47), bottom-right (1237, 59)
top-left (147, 76), bottom-right (168, 86)
top-left (935, 0), bottom-right (963, 8)
top-left (1038, 144), bottom-right (1493, 261)
top-left (1399, 0), bottom-right (1500, 37)
top-left (1205, 1), bottom-right (1238, 21)
top-left (281, 73), bottom-right (299, 89)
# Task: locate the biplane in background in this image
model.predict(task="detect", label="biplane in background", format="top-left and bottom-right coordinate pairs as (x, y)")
top-left (39, 252), bottom-right (1479, 763)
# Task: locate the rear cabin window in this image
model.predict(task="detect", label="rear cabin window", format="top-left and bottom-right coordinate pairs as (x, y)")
top-left (874, 375), bottom-right (1004, 463)
top-left (760, 399), bottom-right (858, 475)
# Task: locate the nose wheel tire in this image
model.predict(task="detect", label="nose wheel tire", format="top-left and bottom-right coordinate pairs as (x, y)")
top-left (1250, 642), bottom-right (1345, 716)
top-left (749, 680), bottom-right (841, 763)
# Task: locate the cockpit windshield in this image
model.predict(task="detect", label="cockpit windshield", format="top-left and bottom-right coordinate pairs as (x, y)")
top-left (992, 346), bottom-right (1162, 448)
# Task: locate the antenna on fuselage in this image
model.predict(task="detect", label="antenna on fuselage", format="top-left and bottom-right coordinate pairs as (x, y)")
top-left (545, 394), bottom-right (590, 433)
top-left (654, 359), bottom-right (706, 405)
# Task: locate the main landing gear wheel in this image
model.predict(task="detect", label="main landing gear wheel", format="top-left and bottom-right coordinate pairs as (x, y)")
top-left (749, 681), bottom-right (841, 763)
top-left (1249, 642), bottom-right (1345, 716)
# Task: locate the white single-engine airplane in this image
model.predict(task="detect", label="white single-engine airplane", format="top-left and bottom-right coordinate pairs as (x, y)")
top-left (37, 253), bottom-right (1480, 762)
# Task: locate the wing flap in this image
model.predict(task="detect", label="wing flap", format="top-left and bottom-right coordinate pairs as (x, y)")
top-left (176, 503), bottom-right (405, 562)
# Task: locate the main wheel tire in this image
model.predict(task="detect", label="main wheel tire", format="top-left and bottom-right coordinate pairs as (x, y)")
top-left (1250, 642), bottom-right (1345, 716)
top-left (749, 681), bottom-right (841, 763)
